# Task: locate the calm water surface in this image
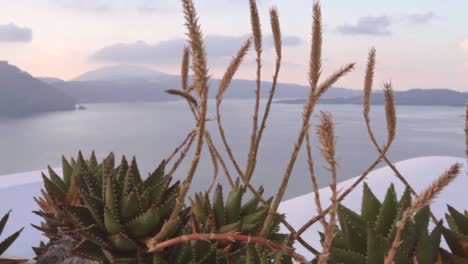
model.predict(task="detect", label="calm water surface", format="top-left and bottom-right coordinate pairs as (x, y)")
top-left (0, 100), bottom-right (464, 199)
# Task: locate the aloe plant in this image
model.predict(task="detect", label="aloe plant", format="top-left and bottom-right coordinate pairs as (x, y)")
top-left (441, 205), bottom-right (468, 262)
top-left (0, 210), bottom-right (26, 263)
top-left (33, 153), bottom-right (88, 241)
top-left (183, 181), bottom-right (293, 264)
top-left (322, 183), bottom-right (443, 264)
top-left (66, 152), bottom-right (184, 263)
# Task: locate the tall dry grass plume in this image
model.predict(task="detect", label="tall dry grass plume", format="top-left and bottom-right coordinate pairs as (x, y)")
top-left (143, 0), bottom-right (466, 263)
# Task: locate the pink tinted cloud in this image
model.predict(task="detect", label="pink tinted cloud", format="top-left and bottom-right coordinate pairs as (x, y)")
top-left (461, 40), bottom-right (468, 53)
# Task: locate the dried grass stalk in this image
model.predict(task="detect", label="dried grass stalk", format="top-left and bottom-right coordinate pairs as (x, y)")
top-left (361, 54), bottom-right (435, 221)
top-left (181, 47), bottom-right (190, 91)
top-left (260, 2), bottom-right (354, 237)
top-left (204, 131), bottom-right (234, 189)
top-left (215, 39), bottom-right (252, 177)
top-left (245, 6), bottom-right (283, 181)
top-left (149, 0), bottom-right (209, 244)
top-left (384, 163), bottom-right (461, 264)
top-left (363, 48), bottom-right (376, 118)
top-left (165, 89), bottom-right (198, 107)
top-left (306, 127), bottom-right (325, 226)
top-left (383, 82), bottom-right (396, 145)
top-left (216, 38), bottom-right (252, 106)
top-left (246, 0), bottom-right (263, 182)
top-left (308, 2), bottom-right (322, 91)
top-left (316, 112), bottom-right (338, 264)
top-left (270, 7), bottom-right (281, 58)
top-left (315, 63), bottom-right (355, 99)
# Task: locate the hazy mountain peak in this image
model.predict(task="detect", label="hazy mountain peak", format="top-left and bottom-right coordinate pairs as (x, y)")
top-left (72, 65), bottom-right (172, 82)
top-left (0, 61), bottom-right (76, 116)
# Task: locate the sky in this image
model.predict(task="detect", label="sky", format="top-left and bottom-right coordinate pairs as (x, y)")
top-left (0, 0), bottom-right (467, 90)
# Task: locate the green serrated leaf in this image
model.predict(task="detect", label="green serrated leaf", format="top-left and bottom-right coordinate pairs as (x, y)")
top-left (337, 204), bottom-right (368, 254)
top-left (144, 161), bottom-right (165, 188)
top-left (213, 185), bottom-right (225, 229)
top-left (448, 205), bottom-right (468, 237)
top-left (125, 207), bottom-right (160, 238)
top-left (375, 184), bottom-right (398, 237)
top-left (120, 189), bottom-right (141, 222)
top-left (225, 186), bottom-right (242, 223)
top-left (104, 207), bottom-right (122, 235)
top-left (62, 156), bottom-right (73, 187)
top-left (361, 183), bottom-right (382, 224)
top-left (107, 232), bottom-right (139, 252)
top-left (0, 227), bottom-right (23, 255)
top-left (72, 240), bottom-right (106, 263)
top-left (366, 226), bottom-right (387, 264)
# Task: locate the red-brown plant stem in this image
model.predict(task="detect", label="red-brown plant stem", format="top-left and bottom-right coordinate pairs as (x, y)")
top-left (147, 233), bottom-right (308, 264)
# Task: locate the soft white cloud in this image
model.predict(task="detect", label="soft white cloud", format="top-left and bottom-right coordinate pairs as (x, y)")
top-left (0, 23), bottom-right (33, 42)
top-left (91, 34), bottom-right (303, 65)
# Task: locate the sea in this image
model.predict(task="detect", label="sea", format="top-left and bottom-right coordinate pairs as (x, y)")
top-left (0, 100), bottom-right (464, 199)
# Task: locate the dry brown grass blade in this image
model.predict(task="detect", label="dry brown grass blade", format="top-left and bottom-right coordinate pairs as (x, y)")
top-left (385, 163), bottom-right (461, 264)
top-left (245, 6), bottom-right (283, 182)
top-left (306, 126), bottom-right (325, 227)
top-left (216, 38), bottom-right (252, 106)
top-left (315, 63), bottom-right (355, 99)
top-left (361, 52), bottom-right (438, 222)
top-left (246, 0), bottom-right (263, 182)
top-left (308, 2), bottom-right (322, 91)
top-left (204, 131), bottom-right (234, 189)
top-left (363, 48), bottom-right (376, 117)
top-left (270, 7), bottom-right (281, 59)
top-left (383, 82), bottom-right (396, 145)
top-left (316, 112), bottom-right (338, 264)
top-left (260, 2), bottom-right (354, 237)
top-left (214, 39), bottom-right (252, 178)
top-left (165, 89), bottom-right (198, 107)
top-left (149, 0), bottom-right (209, 244)
top-left (181, 46), bottom-right (190, 91)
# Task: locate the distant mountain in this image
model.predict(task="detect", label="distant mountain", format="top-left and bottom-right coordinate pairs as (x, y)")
top-left (73, 65), bottom-right (174, 82)
top-left (0, 61), bottom-right (76, 117)
top-left (50, 65), bottom-right (360, 103)
top-left (37, 77), bottom-right (65, 84)
top-left (276, 89), bottom-right (468, 107)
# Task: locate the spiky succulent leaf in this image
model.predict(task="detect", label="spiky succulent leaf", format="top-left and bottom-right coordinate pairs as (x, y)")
top-left (62, 156), bottom-right (73, 187)
top-left (330, 248), bottom-right (366, 264)
top-left (375, 184), bottom-right (398, 237)
top-left (442, 227), bottom-right (467, 258)
top-left (447, 205), bottom-right (468, 237)
top-left (337, 204), bottom-right (368, 254)
top-left (120, 189), bottom-right (141, 222)
top-left (72, 240), bottom-right (106, 263)
top-left (125, 207), bottom-right (160, 238)
top-left (0, 224), bottom-right (23, 256)
top-left (361, 183), bottom-right (381, 224)
top-left (366, 226), bottom-right (388, 264)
